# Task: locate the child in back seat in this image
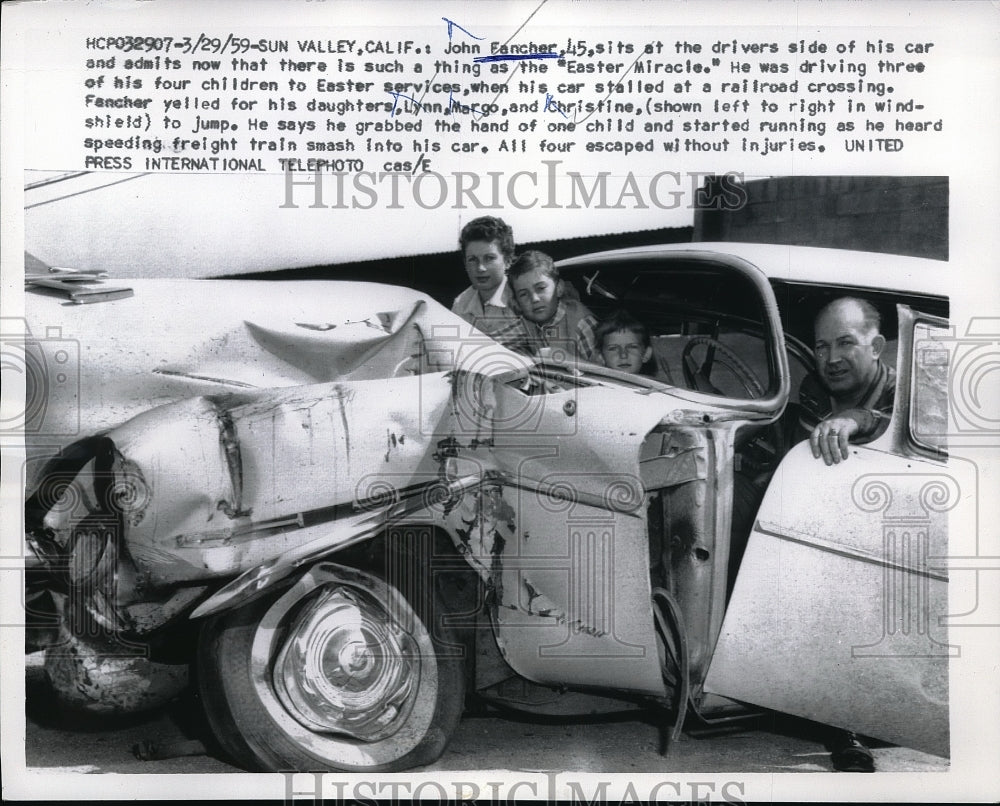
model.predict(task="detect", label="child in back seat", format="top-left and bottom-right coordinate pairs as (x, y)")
top-left (595, 310), bottom-right (656, 376)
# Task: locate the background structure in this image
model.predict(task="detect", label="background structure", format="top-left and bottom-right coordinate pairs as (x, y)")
top-left (693, 176), bottom-right (948, 260)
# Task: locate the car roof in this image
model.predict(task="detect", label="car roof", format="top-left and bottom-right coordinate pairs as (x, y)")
top-left (556, 242), bottom-right (947, 299)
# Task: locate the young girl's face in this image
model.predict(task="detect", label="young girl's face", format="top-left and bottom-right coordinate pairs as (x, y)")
top-left (511, 268), bottom-right (561, 324)
top-left (600, 329), bottom-right (652, 374)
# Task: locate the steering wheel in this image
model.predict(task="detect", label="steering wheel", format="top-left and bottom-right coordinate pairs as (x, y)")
top-left (681, 336), bottom-right (787, 474)
top-left (681, 336), bottom-right (766, 398)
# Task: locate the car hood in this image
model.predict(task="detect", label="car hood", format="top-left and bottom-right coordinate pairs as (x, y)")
top-left (22, 278), bottom-right (530, 484)
top-left (23, 275), bottom-right (772, 594)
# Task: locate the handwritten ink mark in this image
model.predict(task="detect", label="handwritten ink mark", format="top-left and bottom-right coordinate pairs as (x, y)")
top-left (477, 0), bottom-right (556, 116)
top-left (388, 90), bottom-right (424, 116)
top-left (412, 67), bottom-right (440, 109)
top-left (567, 46), bottom-right (652, 126)
top-left (543, 92), bottom-right (569, 118)
top-left (442, 17), bottom-right (484, 42)
top-left (472, 52), bottom-right (560, 64)
top-left (496, 0), bottom-right (551, 49)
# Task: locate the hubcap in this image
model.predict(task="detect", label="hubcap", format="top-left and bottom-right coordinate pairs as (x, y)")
top-left (273, 584), bottom-right (418, 741)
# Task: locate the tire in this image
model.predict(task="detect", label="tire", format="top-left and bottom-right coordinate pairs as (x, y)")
top-left (197, 561), bottom-right (465, 772)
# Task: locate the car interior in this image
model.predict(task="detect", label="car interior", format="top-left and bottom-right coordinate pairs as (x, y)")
top-left (556, 258), bottom-right (947, 600)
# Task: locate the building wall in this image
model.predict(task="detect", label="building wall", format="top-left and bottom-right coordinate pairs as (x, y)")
top-left (693, 176), bottom-right (948, 260)
top-left (234, 226), bottom-right (693, 306)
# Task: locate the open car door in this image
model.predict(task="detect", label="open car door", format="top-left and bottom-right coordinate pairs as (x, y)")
top-left (704, 306), bottom-right (955, 758)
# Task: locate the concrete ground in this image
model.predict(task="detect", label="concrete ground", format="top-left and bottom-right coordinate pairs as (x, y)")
top-left (21, 652), bottom-right (946, 776)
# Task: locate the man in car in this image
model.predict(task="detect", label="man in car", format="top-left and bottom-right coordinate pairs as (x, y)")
top-left (801, 297), bottom-right (895, 466)
top-left (798, 295), bottom-right (896, 772)
top-left (451, 216), bottom-right (520, 337)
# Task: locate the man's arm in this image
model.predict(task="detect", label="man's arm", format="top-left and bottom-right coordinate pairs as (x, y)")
top-left (803, 362), bottom-right (895, 465)
top-left (809, 407), bottom-right (891, 465)
top-left (809, 410), bottom-right (872, 465)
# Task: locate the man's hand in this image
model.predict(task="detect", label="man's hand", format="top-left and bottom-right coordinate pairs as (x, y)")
top-left (809, 416), bottom-right (859, 465)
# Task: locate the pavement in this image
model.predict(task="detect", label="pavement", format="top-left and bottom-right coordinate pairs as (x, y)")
top-left (21, 651), bottom-right (946, 776)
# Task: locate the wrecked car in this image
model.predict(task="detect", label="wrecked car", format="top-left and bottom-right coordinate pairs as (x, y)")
top-left (21, 243), bottom-right (953, 771)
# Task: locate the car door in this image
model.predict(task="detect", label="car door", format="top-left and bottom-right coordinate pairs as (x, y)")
top-left (704, 306), bottom-right (955, 758)
top-left (446, 367), bottom-right (674, 697)
top-left (442, 252), bottom-right (792, 700)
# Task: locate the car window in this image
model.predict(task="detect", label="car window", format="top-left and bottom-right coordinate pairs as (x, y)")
top-left (910, 320), bottom-right (950, 452)
top-left (565, 261), bottom-right (779, 402)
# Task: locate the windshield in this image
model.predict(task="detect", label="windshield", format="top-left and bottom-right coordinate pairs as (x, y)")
top-left (559, 255), bottom-right (784, 408)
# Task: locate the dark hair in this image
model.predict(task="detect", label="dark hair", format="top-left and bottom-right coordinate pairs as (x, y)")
top-left (816, 296), bottom-right (882, 336)
top-left (506, 249), bottom-right (557, 282)
top-left (595, 310), bottom-right (650, 349)
top-left (459, 216), bottom-right (515, 261)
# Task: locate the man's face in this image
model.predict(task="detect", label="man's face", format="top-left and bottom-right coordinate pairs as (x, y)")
top-left (814, 302), bottom-right (885, 402)
top-left (601, 329), bottom-right (652, 374)
top-left (463, 240), bottom-right (509, 299)
top-left (511, 268), bottom-right (560, 324)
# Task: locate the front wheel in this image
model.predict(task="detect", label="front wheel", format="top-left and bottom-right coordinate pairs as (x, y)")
top-left (197, 561), bottom-right (464, 772)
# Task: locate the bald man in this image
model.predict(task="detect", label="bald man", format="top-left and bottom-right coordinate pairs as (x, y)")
top-left (799, 297), bottom-right (896, 465)
top-left (797, 301), bottom-right (892, 769)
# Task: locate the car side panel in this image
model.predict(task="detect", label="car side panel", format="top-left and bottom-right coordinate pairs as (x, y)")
top-left (451, 380), bottom-right (674, 697)
top-left (704, 441), bottom-right (953, 758)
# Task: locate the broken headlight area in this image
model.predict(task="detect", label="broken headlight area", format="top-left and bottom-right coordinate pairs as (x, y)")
top-left (26, 438), bottom-right (204, 713)
top-left (26, 438), bottom-right (141, 629)
top-left (25, 435), bottom-right (207, 642)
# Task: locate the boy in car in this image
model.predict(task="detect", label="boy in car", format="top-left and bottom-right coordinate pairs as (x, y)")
top-left (595, 310), bottom-right (655, 375)
top-left (495, 250), bottom-right (598, 362)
